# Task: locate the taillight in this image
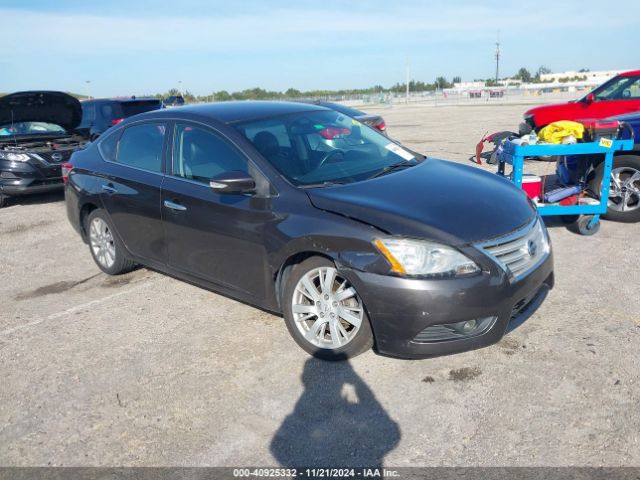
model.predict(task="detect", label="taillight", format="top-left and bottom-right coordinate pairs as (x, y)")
top-left (111, 118), bottom-right (124, 125)
top-left (318, 127), bottom-right (351, 139)
top-left (61, 163), bottom-right (74, 184)
top-left (375, 120), bottom-right (386, 131)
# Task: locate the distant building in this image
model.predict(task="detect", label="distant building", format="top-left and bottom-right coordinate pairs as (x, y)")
top-left (539, 69), bottom-right (625, 85)
top-left (452, 81), bottom-right (485, 90)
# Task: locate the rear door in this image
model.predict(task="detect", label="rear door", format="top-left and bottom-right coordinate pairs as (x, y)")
top-left (161, 121), bottom-right (274, 299)
top-left (97, 121), bottom-right (168, 263)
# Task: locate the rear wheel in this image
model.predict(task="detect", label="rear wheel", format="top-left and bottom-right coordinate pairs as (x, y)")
top-left (86, 209), bottom-right (136, 275)
top-left (589, 155), bottom-right (640, 222)
top-left (282, 256), bottom-right (373, 360)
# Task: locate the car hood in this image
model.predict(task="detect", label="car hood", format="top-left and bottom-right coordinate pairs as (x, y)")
top-left (524, 100), bottom-right (577, 116)
top-left (306, 159), bottom-right (537, 245)
top-left (0, 91), bottom-right (82, 132)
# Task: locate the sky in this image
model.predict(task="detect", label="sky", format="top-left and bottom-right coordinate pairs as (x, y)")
top-left (2, 0), bottom-right (639, 97)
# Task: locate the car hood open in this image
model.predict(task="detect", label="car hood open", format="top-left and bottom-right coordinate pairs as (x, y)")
top-left (306, 159), bottom-right (537, 245)
top-left (0, 91), bottom-right (82, 132)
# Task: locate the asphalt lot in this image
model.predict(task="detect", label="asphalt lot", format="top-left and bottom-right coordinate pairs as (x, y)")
top-left (1, 103), bottom-right (639, 467)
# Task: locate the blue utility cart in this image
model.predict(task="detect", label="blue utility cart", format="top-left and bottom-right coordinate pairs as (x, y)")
top-left (496, 138), bottom-right (634, 235)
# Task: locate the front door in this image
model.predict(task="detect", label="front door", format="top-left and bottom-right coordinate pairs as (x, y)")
top-left (161, 122), bottom-right (274, 300)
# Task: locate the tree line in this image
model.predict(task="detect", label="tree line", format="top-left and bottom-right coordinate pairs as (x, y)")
top-left (150, 76), bottom-right (461, 103)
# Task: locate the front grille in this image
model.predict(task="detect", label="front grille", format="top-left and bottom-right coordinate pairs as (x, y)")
top-left (476, 218), bottom-right (549, 281)
top-left (33, 150), bottom-right (73, 164)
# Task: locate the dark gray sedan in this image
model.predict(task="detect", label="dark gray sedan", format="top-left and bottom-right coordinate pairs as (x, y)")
top-left (64, 101), bottom-right (553, 360)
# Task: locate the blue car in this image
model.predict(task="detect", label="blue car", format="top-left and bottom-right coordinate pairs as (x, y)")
top-left (581, 113), bottom-right (640, 222)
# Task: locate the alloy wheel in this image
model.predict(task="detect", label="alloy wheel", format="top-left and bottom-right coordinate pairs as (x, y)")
top-left (609, 167), bottom-right (640, 212)
top-left (89, 217), bottom-right (116, 269)
top-left (291, 266), bottom-right (364, 350)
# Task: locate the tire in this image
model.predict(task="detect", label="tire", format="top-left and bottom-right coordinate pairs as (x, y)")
top-left (0, 194), bottom-right (9, 208)
top-left (569, 215), bottom-right (600, 236)
top-left (282, 256), bottom-right (374, 360)
top-left (589, 155), bottom-right (640, 223)
top-left (85, 209), bottom-right (137, 275)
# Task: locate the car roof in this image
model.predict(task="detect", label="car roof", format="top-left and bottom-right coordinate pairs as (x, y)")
top-left (620, 69), bottom-right (640, 77)
top-left (139, 101), bottom-right (328, 124)
top-left (81, 97), bottom-right (160, 104)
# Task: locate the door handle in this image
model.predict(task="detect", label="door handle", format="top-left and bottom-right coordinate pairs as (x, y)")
top-left (163, 200), bottom-right (187, 212)
top-left (101, 184), bottom-right (117, 194)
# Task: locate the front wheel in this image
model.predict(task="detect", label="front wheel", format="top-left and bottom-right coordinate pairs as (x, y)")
top-left (282, 256), bottom-right (373, 360)
top-left (86, 209), bottom-right (137, 275)
top-left (589, 155), bottom-right (640, 222)
top-left (0, 194), bottom-right (9, 208)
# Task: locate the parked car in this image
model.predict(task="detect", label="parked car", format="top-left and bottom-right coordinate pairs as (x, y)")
top-left (0, 91), bottom-right (89, 208)
top-left (78, 97), bottom-right (162, 140)
top-left (522, 69), bottom-right (640, 131)
top-left (308, 101), bottom-right (387, 135)
top-left (64, 101), bottom-right (553, 360)
top-left (163, 95), bottom-right (185, 108)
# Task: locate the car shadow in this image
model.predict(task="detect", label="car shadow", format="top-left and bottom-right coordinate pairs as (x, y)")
top-left (1, 191), bottom-right (64, 208)
top-left (270, 357), bottom-right (400, 468)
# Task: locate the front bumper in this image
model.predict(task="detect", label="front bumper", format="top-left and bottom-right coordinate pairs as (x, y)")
top-left (0, 159), bottom-right (64, 196)
top-left (341, 250), bottom-right (554, 359)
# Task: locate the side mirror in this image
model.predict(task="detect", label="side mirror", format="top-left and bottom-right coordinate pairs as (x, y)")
top-left (209, 170), bottom-right (255, 194)
top-left (585, 92), bottom-right (595, 104)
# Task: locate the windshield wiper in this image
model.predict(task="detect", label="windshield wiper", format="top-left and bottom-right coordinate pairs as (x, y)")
top-left (299, 180), bottom-right (347, 189)
top-left (367, 159), bottom-right (417, 180)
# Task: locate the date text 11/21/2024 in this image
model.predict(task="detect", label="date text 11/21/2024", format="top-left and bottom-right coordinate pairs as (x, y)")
top-left (232, 467), bottom-right (400, 477)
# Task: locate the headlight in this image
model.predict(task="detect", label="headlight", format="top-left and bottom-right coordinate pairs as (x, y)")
top-left (0, 151), bottom-right (30, 162)
top-left (374, 238), bottom-right (480, 277)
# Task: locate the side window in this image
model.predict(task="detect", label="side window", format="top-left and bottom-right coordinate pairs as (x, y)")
top-left (81, 104), bottom-right (96, 125)
top-left (172, 123), bottom-right (247, 183)
top-left (98, 130), bottom-right (119, 162)
top-left (100, 103), bottom-right (114, 119)
top-left (623, 77), bottom-right (640, 99)
top-left (115, 123), bottom-right (166, 173)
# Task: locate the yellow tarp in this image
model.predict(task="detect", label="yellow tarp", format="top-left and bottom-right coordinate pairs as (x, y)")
top-left (538, 120), bottom-right (585, 144)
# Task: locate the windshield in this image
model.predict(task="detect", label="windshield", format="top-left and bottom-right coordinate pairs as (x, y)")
top-left (0, 122), bottom-right (66, 136)
top-left (235, 110), bottom-right (421, 186)
top-left (593, 75), bottom-right (640, 100)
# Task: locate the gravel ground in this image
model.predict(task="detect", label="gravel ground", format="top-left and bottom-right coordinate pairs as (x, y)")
top-left (0, 103), bottom-right (638, 467)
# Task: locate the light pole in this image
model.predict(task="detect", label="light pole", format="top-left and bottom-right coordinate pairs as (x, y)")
top-left (85, 80), bottom-right (91, 99)
top-left (495, 31), bottom-right (501, 84)
top-left (178, 81), bottom-right (183, 95)
top-left (405, 56), bottom-right (410, 104)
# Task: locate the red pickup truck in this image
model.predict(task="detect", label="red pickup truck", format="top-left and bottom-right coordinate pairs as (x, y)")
top-left (523, 70), bottom-right (640, 131)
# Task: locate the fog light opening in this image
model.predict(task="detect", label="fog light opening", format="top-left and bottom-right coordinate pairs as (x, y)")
top-left (413, 316), bottom-right (497, 343)
top-left (450, 316), bottom-right (495, 335)
top-left (461, 319), bottom-right (477, 333)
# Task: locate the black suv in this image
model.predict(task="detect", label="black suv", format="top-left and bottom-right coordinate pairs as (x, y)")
top-left (0, 91), bottom-right (89, 207)
top-left (78, 97), bottom-right (162, 140)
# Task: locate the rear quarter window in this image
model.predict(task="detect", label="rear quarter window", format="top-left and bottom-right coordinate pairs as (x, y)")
top-left (97, 130), bottom-right (119, 162)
